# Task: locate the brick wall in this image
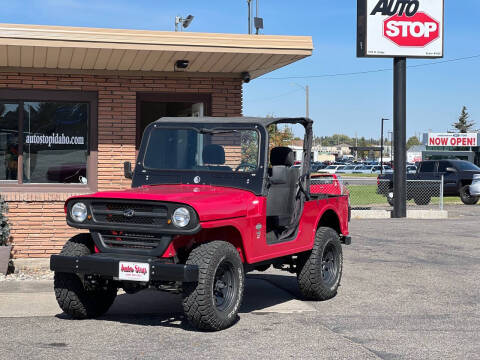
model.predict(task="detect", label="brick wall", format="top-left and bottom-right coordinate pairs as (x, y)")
top-left (0, 71), bottom-right (243, 258)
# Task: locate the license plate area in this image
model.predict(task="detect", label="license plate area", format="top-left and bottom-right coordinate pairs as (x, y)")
top-left (118, 261), bottom-right (150, 282)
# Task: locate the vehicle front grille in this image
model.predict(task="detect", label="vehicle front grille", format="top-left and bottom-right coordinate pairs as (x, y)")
top-left (98, 231), bottom-right (162, 250)
top-left (91, 201), bottom-right (168, 226)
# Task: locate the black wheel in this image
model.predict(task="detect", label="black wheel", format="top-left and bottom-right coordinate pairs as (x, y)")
top-left (54, 234), bottom-right (117, 319)
top-left (297, 227), bottom-right (343, 301)
top-left (460, 185), bottom-right (479, 205)
top-left (387, 190), bottom-right (394, 206)
top-left (182, 241), bottom-right (244, 331)
top-left (413, 195), bottom-right (431, 205)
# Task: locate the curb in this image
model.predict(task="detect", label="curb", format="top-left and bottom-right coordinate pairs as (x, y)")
top-left (351, 210), bottom-right (391, 219)
top-left (351, 209), bottom-right (448, 219)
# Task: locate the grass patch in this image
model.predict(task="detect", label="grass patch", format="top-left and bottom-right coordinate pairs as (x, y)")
top-left (346, 185), bottom-right (466, 206)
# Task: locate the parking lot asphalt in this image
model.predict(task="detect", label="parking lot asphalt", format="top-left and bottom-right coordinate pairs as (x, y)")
top-left (1, 207), bottom-right (479, 359)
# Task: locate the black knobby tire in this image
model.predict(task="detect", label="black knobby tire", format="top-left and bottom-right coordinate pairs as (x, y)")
top-left (54, 233), bottom-right (117, 319)
top-left (459, 185), bottom-right (479, 205)
top-left (182, 241), bottom-right (245, 331)
top-left (297, 227), bottom-right (343, 301)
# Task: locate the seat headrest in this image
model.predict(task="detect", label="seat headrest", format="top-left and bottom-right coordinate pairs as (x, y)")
top-left (270, 147), bottom-right (294, 167)
top-left (202, 144), bottom-right (225, 165)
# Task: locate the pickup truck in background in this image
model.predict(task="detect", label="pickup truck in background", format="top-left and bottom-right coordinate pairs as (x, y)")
top-left (377, 160), bottom-right (480, 205)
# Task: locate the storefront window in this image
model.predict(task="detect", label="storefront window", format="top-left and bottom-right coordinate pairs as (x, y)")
top-left (0, 103), bottom-right (19, 181)
top-left (0, 90), bottom-right (95, 189)
top-left (23, 102), bottom-right (88, 184)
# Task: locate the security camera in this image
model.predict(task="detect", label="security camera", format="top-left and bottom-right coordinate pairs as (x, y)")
top-left (183, 15), bottom-right (194, 28)
top-left (241, 71), bottom-right (251, 83)
top-left (175, 60), bottom-right (189, 69)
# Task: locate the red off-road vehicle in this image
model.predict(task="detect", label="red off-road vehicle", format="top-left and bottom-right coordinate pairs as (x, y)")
top-left (50, 117), bottom-right (351, 331)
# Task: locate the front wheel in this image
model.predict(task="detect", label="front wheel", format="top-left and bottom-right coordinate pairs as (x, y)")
top-left (297, 227), bottom-right (343, 300)
top-left (182, 241), bottom-right (245, 331)
top-left (460, 185), bottom-right (479, 205)
top-left (54, 234), bottom-right (117, 319)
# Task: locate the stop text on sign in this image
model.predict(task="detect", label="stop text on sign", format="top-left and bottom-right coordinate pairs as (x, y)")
top-left (428, 133), bottom-right (478, 147)
top-left (384, 12), bottom-right (439, 47)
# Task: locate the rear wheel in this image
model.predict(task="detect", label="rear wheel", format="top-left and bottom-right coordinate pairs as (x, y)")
top-left (182, 241), bottom-right (244, 331)
top-left (54, 234), bottom-right (117, 319)
top-left (297, 227), bottom-right (343, 300)
top-left (460, 185), bottom-right (479, 205)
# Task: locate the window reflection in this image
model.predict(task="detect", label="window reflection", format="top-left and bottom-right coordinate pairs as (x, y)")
top-left (23, 102), bottom-right (88, 184)
top-left (0, 103), bottom-right (19, 181)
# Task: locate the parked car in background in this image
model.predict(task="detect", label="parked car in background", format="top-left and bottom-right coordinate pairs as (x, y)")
top-left (311, 162), bottom-right (326, 172)
top-left (336, 165), bottom-right (357, 174)
top-left (310, 173), bottom-right (348, 197)
top-left (322, 165), bottom-right (345, 174)
top-left (377, 160), bottom-right (480, 205)
top-left (406, 165), bottom-right (417, 174)
top-left (371, 165), bottom-right (393, 174)
top-left (470, 174), bottom-right (480, 197)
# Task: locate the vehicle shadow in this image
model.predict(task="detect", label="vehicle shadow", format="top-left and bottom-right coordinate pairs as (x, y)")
top-left (54, 273), bottom-right (304, 330)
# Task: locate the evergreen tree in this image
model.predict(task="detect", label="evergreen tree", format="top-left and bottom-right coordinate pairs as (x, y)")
top-left (452, 106), bottom-right (475, 133)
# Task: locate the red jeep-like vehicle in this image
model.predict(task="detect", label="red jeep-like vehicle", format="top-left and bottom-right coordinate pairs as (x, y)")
top-left (50, 117), bottom-right (351, 331)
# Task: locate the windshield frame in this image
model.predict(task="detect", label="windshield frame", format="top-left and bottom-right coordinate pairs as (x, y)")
top-left (133, 121), bottom-right (267, 195)
top-left (141, 125), bottom-right (261, 173)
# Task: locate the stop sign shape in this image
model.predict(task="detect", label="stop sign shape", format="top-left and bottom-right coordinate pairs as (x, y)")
top-left (384, 12), bottom-right (440, 47)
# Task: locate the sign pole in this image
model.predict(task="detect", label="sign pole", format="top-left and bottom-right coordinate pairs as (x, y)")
top-left (393, 57), bottom-right (407, 218)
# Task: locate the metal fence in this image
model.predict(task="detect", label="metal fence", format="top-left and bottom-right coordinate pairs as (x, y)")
top-left (339, 177), bottom-right (445, 210)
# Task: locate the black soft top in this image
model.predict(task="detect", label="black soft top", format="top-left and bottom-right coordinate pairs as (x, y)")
top-left (153, 116), bottom-right (313, 128)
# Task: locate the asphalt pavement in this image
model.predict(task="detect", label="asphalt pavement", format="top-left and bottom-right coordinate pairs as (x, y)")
top-left (0, 207), bottom-right (479, 359)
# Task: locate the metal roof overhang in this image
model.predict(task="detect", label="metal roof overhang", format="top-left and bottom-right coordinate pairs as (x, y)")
top-left (0, 23), bottom-right (313, 79)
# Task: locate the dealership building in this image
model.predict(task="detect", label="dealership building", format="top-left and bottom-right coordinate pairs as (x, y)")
top-left (0, 23), bottom-right (312, 258)
top-left (420, 132), bottom-right (480, 165)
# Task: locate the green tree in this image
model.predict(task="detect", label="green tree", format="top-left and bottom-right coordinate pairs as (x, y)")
top-left (406, 136), bottom-right (421, 149)
top-left (268, 124), bottom-right (294, 149)
top-left (452, 106), bottom-right (475, 133)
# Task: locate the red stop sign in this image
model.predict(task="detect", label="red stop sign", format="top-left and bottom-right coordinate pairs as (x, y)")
top-left (383, 12), bottom-right (440, 47)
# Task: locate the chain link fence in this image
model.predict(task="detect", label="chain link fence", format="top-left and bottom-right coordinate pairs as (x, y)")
top-left (339, 177), bottom-right (445, 210)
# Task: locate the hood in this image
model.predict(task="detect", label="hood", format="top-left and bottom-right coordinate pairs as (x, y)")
top-left (72, 184), bottom-right (257, 222)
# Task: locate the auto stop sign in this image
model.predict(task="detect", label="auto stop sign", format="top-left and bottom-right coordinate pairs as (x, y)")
top-left (357, 0), bottom-right (444, 58)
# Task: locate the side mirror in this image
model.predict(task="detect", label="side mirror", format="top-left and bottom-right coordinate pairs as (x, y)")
top-left (124, 161), bottom-right (133, 179)
top-left (445, 167), bottom-right (457, 173)
top-left (270, 166), bottom-right (287, 185)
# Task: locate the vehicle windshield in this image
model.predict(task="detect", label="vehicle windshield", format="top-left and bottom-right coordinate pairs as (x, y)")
top-left (143, 126), bottom-right (259, 172)
top-left (344, 165), bottom-right (356, 170)
top-left (455, 161), bottom-right (480, 171)
top-left (326, 165), bottom-right (336, 169)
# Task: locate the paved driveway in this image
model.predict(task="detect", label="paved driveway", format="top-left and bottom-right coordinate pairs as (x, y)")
top-left (1, 208), bottom-right (479, 359)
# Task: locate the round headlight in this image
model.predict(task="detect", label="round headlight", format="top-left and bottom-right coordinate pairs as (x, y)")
top-left (71, 202), bottom-right (88, 222)
top-left (172, 207), bottom-right (191, 228)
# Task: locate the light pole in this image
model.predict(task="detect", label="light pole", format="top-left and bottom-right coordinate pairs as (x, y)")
top-left (292, 83), bottom-right (309, 119)
top-left (380, 118), bottom-right (390, 174)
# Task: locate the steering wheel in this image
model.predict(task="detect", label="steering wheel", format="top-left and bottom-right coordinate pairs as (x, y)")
top-left (235, 163), bottom-right (256, 172)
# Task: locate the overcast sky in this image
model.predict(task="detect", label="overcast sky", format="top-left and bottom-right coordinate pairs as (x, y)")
top-left (2, 0), bottom-right (479, 139)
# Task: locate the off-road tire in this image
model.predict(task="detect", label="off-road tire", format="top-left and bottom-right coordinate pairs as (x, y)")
top-left (54, 234), bottom-right (117, 319)
top-left (413, 196), bottom-right (431, 205)
top-left (459, 185), bottom-right (479, 205)
top-left (297, 227), bottom-right (343, 301)
top-left (182, 241), bottom-right (244, 331)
